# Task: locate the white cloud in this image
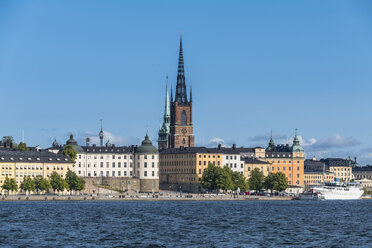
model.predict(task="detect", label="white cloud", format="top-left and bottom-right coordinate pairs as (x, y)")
top-left (208, 137), bottom-right (230, 148)
top-left (74, 131), bottom-right (141, 146)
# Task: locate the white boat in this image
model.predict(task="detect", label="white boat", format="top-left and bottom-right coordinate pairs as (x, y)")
top-left (311, 182), bottom-right (364, 200)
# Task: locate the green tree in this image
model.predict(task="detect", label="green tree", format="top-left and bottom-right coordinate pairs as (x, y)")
top-left (231, 171), bottom-right (248, 192)
top-left (34, 175), bottom-right (51, 193)
top-left (248, 168), bottom-right (265, 192)
top-left (273, 172), bottom-right (289, 192)
top-left (17, 142), bottom-right (29, 151)
top-left (2, 136), bottom-right (14, 144)
top-left (1, 176), bottom-right (18, 193)
top-left (201, 164), bottom-right (221, 191)
top-left (62, 145), bottom-right (77, 163)
top-left (50, 172), bottom-right (68, 193)
top-left (216, 166), bottom-right (234, 191)
top-left (65, 170), bottom-right (85, 193)
top-left (20, 176), bottom-right (36, 193)
top-left (264, 172), bottom-right (289, 192)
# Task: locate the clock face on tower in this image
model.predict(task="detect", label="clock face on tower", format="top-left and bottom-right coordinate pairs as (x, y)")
top-left (181, 128), bottom-right (187, 134)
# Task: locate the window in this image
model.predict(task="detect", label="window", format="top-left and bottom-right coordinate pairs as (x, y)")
top-left (241, 164), bottom-right (243, 168)
top-left (204, 161), bottom-right (206, 166)
top-left (100, 162), bottom-right (103, 168)
top-left (112, 171), bottom-right (115, 177)
top-left (152, 162), bottom-right (155, 168)
top-left (199, 169), bottom-right (201, 174)
top-left (144, 155), bottom-right (147, 159)
top-left (118, 171), bottom-right (121, 176)
top-left (130, 163), bottom-right (133, 168)
top-left (118, 162), bottom-right (121, 168)
top-left (152, 155), bottom-right (154, 159)
top-left (106, 162), bottom-right (109, 168)
top-left (124, 171), bottom-right (127, 176)
top-left (112, 162), bottom-right (115, 168)
top-left (144, 171), bottom-right (147, 177)
top-left (112, 155), bottom-right (115, 159)
top-left (152, 171), bottom-right (155, 177)
top-left (181, 110), bottom-right (187, 125)
top-left (106, 171), bottom-right (109, 177)
top-left (124, 162), bottom-right (127, 168)
top-left (144, 162), bottom-right (147, 168)
top-left (199, 161), bottom-right (201, 165)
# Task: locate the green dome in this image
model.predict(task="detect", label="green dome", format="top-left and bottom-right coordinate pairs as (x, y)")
top-left (291, 130), bottom-right (304, 153)
top-left (136, 133), bottom-right (158, 155)
top-left (64, 134), bottom-right (84, 153)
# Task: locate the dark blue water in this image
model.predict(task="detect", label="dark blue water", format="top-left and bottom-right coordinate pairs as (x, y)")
top-left (0, 200), bottom-right (371, 247)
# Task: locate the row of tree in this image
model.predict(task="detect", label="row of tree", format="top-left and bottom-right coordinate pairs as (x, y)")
top-left (201, 164), bottom-right (289, 193)
top-left (1, 170), bottom-right (85, 194)
top-left (248, 168), bottom-right (289, 192)
top-left (201, 165), bottom-right (248, 192)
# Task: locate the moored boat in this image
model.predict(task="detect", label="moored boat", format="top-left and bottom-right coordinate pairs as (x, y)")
top-left (311, 181), bottom-right (364, 200)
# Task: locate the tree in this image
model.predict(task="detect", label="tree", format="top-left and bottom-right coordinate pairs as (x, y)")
top-left (1, 176), bottom-right (18, 193)
top-left (231, 171), bottom-right (248, 192)
top-left (65, 170), bottom-right (85, 192)
top-left (201, 164), bottom-right (221, 191)
top-left (17, 142), bottom-right (29, 151)
top-left (264, 172), bottom-right (289, 193)
top-left (248, 168), bottom-right (265, 192)
top-left (34, 175), bottom-right (51, 193)
top-left (20, 176), bottom-right (36, 193)
top-left (2, 136), bottom-right (14, 144)
top-left (273, 172), bottom-right (289, 192)
top-left (216, 166), bottom-right (234, 191)
top-left (50, 172), bottom-right (68, 193)
top-left (62, 145), bottom-right (77, 163)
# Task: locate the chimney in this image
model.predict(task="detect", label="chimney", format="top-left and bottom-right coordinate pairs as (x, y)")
top-left (232, 144), bottom-right (236, 150)
top-left (218, 144), bottom-right (221, 150)
top-left (86, 137), bottom-right (90, 147)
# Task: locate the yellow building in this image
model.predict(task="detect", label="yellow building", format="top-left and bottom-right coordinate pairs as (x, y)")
top-left (304, 171), bottom-right (335, 188)
top-left (0, 149), bottom-right (73, 193)
top-left (159, 147), bottom-right (223, 192)
top-left (263, 130), bottom-right (305, 187)
top-left (242, 157), bottom-right (271, 180)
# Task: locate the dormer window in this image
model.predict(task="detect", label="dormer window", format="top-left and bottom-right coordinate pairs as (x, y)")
top-left (19, 158), bottom-right (23, 160)
top-left (10, 157), bottom-right (13, 160)
top-left (28, 158), bottom-right (31, 161)
top-left (37, 158), bottom-right (40, 161)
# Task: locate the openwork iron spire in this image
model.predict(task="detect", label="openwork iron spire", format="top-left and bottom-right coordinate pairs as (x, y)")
top-left (175, 34), bottom-right (188, 105)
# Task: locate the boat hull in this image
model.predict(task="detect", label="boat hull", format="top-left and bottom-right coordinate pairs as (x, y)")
top-left (312, 187), bottom-right (363, 200)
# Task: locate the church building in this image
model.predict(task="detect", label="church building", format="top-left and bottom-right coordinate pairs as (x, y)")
top-left (158, 35), bottom-right (195, 149)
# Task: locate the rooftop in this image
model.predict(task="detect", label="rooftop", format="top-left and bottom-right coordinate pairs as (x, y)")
top-left (0, 148), bottom-right (72, 163)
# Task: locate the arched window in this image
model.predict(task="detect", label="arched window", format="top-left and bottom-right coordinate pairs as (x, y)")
top-left (182, 138), bottom-right (186, 144)
top-left (181, 110), bottom-right (187, 125)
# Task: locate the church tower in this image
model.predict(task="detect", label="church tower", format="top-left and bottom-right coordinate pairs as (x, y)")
top-left (169, 35), bottom-right (194, 148)
top-left (158, 75), bottom-right (171, 150)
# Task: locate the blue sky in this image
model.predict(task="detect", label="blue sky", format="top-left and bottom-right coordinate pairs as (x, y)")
top-left (0, 1), bottom-right (372, 164)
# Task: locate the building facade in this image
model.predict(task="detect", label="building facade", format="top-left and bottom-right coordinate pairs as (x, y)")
top-left (169, 35), bottom-right (195, 148)
top-left (50, 130), bottom-right (160, 193)
top-left (242, 157), bottom-right (271, 180)
top-left (0, 148), bottom-right (73, 193)
top-left (264, 130), bottom-right (305, 186)
top-left (321, 158), bottom-right (354, 182)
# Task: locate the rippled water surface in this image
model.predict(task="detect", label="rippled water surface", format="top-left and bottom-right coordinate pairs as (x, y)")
top-left (0, 200), bottom-right (371, 247)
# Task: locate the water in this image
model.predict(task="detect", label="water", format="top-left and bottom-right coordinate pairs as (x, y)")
top-left (0, 200), bottom-right (371, 247)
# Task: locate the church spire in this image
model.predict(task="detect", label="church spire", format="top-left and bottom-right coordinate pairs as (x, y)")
top-left (190, 86), bottom-right (192, 102)
top-left (164, 74), bottom-right (170, 118)
top-left (175, 33), bottom-right (188, 105)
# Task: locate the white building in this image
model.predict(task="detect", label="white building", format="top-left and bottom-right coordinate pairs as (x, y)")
top-left (49, 130), bottom-right (159, 192)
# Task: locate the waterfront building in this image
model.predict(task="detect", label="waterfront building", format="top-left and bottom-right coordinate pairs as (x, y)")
top-left (0, 148), bottom-right (73, 193)
top-left (354, 178), bottom-right (372, 189)
top-left (242, 157), bottom-right (271, 180)
top-left (135, 131), bottom-right (159, 193)
top-left (352, 165), bottom-right (372, 180)
top-left (49, 129), bottom-right (160, 193)
top-left (169, 35), bottom-right (195, 148)
top-left (159, 147), bottom-right (223, 192)
top-left (264, 130), bottom-right (305, 186)
top-left (304, 171), bottom-right (335, 189)
top-left (320, 158), bottom-right (354, 182)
